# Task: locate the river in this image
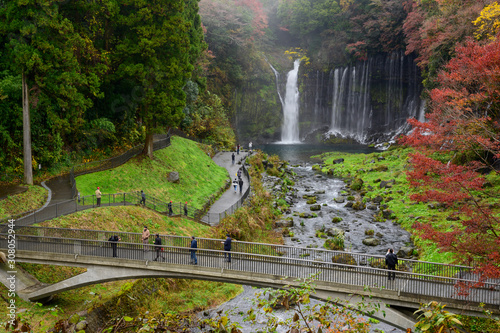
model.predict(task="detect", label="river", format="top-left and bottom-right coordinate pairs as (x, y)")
top-left (198, 143), bottom-right (409, 332)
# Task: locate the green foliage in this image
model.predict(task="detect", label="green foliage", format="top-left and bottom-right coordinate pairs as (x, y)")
top-left (76, 136), bottom-right (227, 210)
top-left (202, 275), bottom-right (373, 332)
top-left (0, 185), bottom-right (48, 219)
top-left (414, 301), bottom-right (463, 333)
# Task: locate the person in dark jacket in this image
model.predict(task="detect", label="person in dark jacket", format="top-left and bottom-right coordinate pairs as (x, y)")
top-left (168, 201), bottom-right (173, 216)
top-left (222, 234), bottom-right (232, 262)
top-left (154, 234), bottom-right (163, 261)
top-left (184, 202), bottom-right (188, 216)
top-left (140, 190), bottom-right (146, 205)
top-left (238, 178), bottom-right (243, 194)
top-left (385, 248), bottom-right (398, 280)
top-left (109, 235), bottom-right (120, 258)
top-left (190, 236), bottom-right (198, 265)
top-left (232, 152), bottom-right (235, 165)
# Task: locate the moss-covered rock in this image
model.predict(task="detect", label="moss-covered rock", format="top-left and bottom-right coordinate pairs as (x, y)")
top-left (331, 253), bottom-right (356, 266)
top-left (306, 198), bottom-right (317, 204)
top-left (310, 204), bottom-right (321, 211)
top-left (362, 237), bottom-right (380, 246)
top-left (331, 216), bottom-right (343, 223)
top-left (351, 178), bottom-right (364, 191)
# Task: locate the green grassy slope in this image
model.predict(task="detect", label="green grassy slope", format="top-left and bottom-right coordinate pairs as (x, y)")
top-left (0, 185), bottom-right (48, 219)
top-left (76, 136), bottom-right (228, 209)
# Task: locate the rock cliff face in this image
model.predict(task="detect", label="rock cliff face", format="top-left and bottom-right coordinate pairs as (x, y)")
top-left (233, 51), bottom-right (425, 145)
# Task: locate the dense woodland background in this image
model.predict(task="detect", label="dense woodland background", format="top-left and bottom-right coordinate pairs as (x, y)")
top-left (1, 0), bottom-right (499, 175)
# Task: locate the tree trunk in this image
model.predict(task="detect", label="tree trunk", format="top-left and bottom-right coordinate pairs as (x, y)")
top-left (142, 132), bottom-right (154, 158)
top-left (22, 72), bottom-right (33, 185)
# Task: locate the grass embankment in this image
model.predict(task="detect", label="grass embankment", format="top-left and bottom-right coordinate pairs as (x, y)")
top-left (316, 147), bottom-right (500, 263)
top-left (76, 136), bottom-right (228, 209)
top-left (0, 137), bottom-right (242, 331)
top-left (0, 185), bottom-right (48, 219)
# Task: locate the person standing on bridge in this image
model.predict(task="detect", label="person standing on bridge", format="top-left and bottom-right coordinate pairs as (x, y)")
top-left (222, 234), bottom-right (232, 262)
top-left (190, 236), bottom-right (198, 265)
top-left (385, 248), bottom-right (398, 280)
top-left (109, 235), bottom-right (121, 258)
top-left (154, 234), bottom-right (163, 261)
top-left (95, 187), bottom-right (102, 207)
top-left (142, 226), bottom-right (150, 251)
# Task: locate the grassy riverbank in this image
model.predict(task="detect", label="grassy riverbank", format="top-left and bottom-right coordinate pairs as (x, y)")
top-left (316, 147), bottom-right (500, 263)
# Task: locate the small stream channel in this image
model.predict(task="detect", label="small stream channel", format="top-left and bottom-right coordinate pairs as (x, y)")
top-left (196, 144), bottom-right (410, 332)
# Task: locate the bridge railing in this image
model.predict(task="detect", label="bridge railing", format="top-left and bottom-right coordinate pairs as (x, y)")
top-left (2, 233), bottom-right (499, 308)
top-left (12, 226), bottom-right (475, 279)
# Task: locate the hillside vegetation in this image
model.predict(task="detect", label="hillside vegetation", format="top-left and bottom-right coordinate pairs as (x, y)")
top-left (76, 136), bottom-right (229, 210)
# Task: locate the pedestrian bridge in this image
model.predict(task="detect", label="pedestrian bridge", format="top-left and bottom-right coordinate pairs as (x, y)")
top-left (1, 226), bottom-right (499, 330)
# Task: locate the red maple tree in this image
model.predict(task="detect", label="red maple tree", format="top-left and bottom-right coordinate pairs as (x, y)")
top-left (401, 34), bottom-right (500, 282)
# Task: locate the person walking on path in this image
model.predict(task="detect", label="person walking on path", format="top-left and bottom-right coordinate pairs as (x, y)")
top-left (190, 236), bottom-right (198, 265)
top-left (232, 152), bottom-right (235, 165)
top-left (238, 178), bottom-right (243, 194)
top-left (109, 235), bottom-right (121, 258)
top-left (249, 142), bottom-right (252, 153)
top-left (168, 201), bottom-right (173, 216)
top-left (142, 226), bottom-right (150, 251)
top-left (385, 248), bottom-right (398, 280)
top-left (140, 190), bottom-right (146, 206)
top-left (154, 234), bottom-right (163, 261)
top-left (95, 187), bottom-right (102, 207)
top-left (237, 144), bottom-right (240, 155)
top-left (222, 234), bottom-right (232, 262)
top-left (232, 178), bottom-right (238, 193)
top-left (237, 168), bottom-right (242, 179)
top-left (184, 202), bottom-right (188, 216)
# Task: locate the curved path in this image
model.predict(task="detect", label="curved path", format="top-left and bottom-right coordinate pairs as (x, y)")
top-left (3, 141), bottom-right (250, 228)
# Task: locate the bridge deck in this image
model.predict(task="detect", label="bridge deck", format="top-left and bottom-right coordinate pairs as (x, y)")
top-left (2, 232), bottom-right (499, 313)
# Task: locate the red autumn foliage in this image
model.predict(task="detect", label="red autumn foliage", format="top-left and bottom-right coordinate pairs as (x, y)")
top-left (401, 32), bottom-right (500, 282)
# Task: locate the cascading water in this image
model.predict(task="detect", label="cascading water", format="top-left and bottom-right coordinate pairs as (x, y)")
top-left (281, 59), bottom-right (301, 143)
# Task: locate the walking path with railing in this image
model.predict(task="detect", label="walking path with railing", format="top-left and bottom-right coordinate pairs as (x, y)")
top-left (1, 133), bottom-right (251, 227)
top-left (2, 226), bottom-right (499, 321)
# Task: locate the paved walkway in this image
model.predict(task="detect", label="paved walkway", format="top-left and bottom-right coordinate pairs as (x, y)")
top-left (202, 151), bottom-right (250, 225)
top-left (3, 144), bottom-right (251, 227)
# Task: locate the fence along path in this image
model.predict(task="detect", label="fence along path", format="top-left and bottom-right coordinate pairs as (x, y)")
top-left (1, 133), bottom-right (252, 227)
top-left (4, 226), bottom-right (500, 310)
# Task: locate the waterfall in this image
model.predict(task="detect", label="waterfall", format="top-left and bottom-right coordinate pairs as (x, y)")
top-left (326, 51), bottom-right (423, 143)
top-left (281, 59), bottom-right (301, 143)
top-left (267, 62), bottom-right (285, 109)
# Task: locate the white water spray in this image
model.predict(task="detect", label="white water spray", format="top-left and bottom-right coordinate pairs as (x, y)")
top-left (281, 59), bottom-right (301, 143)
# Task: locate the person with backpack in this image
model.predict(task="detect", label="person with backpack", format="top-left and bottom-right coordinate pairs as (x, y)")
top-left (232, 178), bottom-right (238, 193)
top-left (385, 248), bottom-right (398, 280)
top-left (222, 234), bottom-right (232, 262)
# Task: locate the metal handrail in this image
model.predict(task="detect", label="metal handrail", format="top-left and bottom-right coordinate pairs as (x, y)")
top-left (3, 233), bottom-right (499, 307)
top-left (11, 226), bottom-right (476, 277)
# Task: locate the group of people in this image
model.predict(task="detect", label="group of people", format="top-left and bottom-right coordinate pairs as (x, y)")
top-left (109, 226), bottom-right (233, 265)
top-left (232, 168), bottom-right (244, 194)
top-left (96, 187), bottom-right (189, 217)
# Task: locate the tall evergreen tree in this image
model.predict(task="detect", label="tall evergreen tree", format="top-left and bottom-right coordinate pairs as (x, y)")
top-left (111, 0), bottom-right (197, 157)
